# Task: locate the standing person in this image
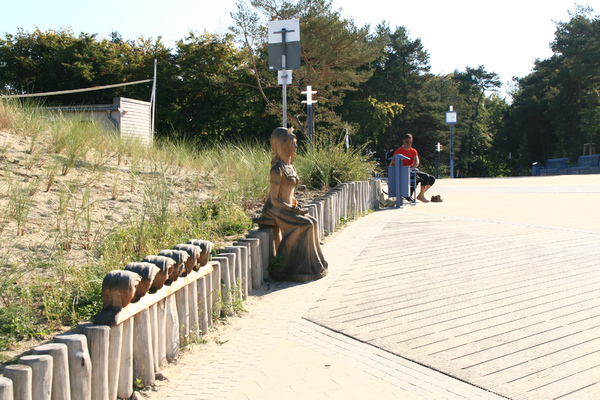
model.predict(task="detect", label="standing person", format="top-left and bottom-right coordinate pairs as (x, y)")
top-left (456, 169), bottom-right (462, 178)
top-left (390, 134), bottom-right (436, 203)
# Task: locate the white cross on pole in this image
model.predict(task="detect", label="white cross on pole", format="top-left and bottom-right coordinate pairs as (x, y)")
top-left (302, 85), bottom-right (318, 147)
top-left (301, 85), bottom-right (318, 105)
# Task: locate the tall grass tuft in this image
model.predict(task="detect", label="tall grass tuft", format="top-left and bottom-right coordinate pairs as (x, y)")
top-left (296, 136), bottom-right (377, 189)
top-left (6, 172), bottom-right (39, 236)
top-left (59, 120), bottom-right (92, 175)
top-left (0, 100), bottom-right (18, 132)
top-left (143, 163), bottom-right (172, 245)
top-left (199, 141), bottom-right (271, 205)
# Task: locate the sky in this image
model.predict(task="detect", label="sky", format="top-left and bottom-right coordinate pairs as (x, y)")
top-left (1, 0), bottom-right (598, 96)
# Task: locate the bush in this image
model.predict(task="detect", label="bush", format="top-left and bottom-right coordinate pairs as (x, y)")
top-left (296, 136), bottom-right (377, 189)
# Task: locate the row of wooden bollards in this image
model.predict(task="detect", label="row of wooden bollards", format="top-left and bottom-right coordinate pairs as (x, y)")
top-left (0, 180), bottom-right (383, 400)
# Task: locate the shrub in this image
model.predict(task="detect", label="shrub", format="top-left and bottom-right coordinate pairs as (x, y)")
top-left (296, 136), bottom-right (377, 189)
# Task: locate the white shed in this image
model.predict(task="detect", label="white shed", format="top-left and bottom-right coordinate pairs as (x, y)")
top-left (46, 97), bottom-right (153, 144)
top-left (111, 97), bottom-right (152, 144)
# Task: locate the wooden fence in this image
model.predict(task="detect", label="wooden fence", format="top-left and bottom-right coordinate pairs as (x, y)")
top-left (0, 180), bottom-right (383, 400)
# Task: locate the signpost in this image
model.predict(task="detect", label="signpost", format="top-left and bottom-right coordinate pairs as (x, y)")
top-left (445, 105), bottom-right (458, 178)
top-left (268, 19), bottom-right (301, 128)
top-left (301, 85), bottom-right (317, 146)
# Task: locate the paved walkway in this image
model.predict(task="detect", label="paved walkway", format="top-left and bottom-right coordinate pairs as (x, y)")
top-left (148, 175), bottom-right (600, 400)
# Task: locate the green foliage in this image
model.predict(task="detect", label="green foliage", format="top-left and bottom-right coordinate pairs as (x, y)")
top-left (453, 65), bottom-right (502, 176)
top-left (342, 24), bottom-right (450, 169)
top-left (3, 5), bottom-right (596, 176)
top-left (0, 279), bottom-right (49, 349)
top-left (232, 0), bottom-right (384, 135)
top-left (500, 6), bottom-right (600, 168)
top-left (296, 136), bottom-right (377, 189)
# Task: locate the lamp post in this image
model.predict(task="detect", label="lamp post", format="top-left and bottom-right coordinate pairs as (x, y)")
top-left (445, 105), bottom-right (458, 178)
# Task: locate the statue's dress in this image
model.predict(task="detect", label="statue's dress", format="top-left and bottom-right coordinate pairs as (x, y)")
top-left (261, 161), bottom-right (328, 282)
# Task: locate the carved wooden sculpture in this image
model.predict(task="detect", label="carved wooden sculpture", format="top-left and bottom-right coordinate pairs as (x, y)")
top-left (158, 249), bottom-right (189, 284)
top-left (188, 239), bottom-right (213, 267)
top-left (260, 127), bottom-right (328, 282)
top-left (173, 244), bottom-right (201, 274)
top-left (95, 270), bottom-right (141, 326)
top-left (143, 255), bottom-right (176, 293)
top-left (124, 262), bottom-right (159, 302)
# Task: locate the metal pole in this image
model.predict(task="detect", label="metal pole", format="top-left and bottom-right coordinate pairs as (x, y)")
top-left (307, 103), bottom-right (311, 146)
top-left (450, 125), bottom-right (454, 179)
top-left (281, 29), bottom-right (287, 128)
top-left (395, 154), bottom-right (401, 209)
top-left (282, 79), bottom-right (287, 128)
top-left (151, 59), bottom-right (157, 142)
top-left (436, 144), bottom-right (441, 179)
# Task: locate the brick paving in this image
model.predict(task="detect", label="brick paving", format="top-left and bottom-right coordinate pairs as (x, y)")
top-left (306, 175), bottom-right (600, 400)
top-left (149, 175), bottom-right (600, 400)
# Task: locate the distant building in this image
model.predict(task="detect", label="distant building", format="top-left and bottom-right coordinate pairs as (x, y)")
top-left (44, 97), bottom-right (152, 144)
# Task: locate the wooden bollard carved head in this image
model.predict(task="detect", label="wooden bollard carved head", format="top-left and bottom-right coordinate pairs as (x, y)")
top-left (188, 239), bottom-right (214, 267)
top-left (158, 249), bottom-right (189, 284)
top-left (173, 244), bottom-right (201, 275)
top-left (124, 262), bottom-right (159, 302)
top-left (94, 270), bottom-right (141, 326)
top-left (142, 255), bottom-right (176, 293)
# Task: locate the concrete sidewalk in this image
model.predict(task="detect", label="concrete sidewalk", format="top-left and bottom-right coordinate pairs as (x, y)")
top-left (147, 175), bottom-right (600, 400)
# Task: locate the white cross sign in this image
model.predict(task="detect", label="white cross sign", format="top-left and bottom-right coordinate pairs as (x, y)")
top-left (301, 85), bottom-right (318, 105)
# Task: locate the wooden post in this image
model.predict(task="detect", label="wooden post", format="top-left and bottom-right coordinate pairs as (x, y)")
top-left (238, 238), bottom-right (261, 290)
top-left (149, 304), bottom-right (159, 372)
top-left (156, 299), bottom-right (167, 367)
top-left (132, 308), bottom-right (155, 387)
top-left (32, 343), bottom-right (70, 400)
top-left (18, 355), bottom-right (52, 400)
top-left (117, 318), bottom-right (133, 400)
top-left (197, 276), bottom-right (209, 335)
top-left (322, 196), bottom-right (331, 236)
top-left (0, 377), bottom-right (13, 400)
top-left (165, 294), bottom-right (180, 360)
top-left (175, 285), bottom-right (190, 342)
top-left (80, 325), bottom-right (110, 400)
top-left (107, 323), bottom-right (123, 400)
top-left (233, 243), bottom-right (250, 299)
top-left (318, 200), bottom-right (325, 237)
top-left (188, 280), bottom-right (199, 339)
top-left (211, 256), bottom-right (232, 316)
top-left (209, 261), bottom-right (220, 324)
top-left (53, 334), bottom-right (91, 400)
top-left (3, 364), bottom-right (31, 400)
top-left (248, 230), bottom-right (270, 281)
top-left (205, 264), bottom-right (214, 326)
top-left (220, 248), bottom-right (240, 300)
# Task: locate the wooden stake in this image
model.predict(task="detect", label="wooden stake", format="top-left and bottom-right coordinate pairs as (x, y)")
top-left (3, 364), bottom-right (31, 400)
top-left (32, 343), bottom-right (71, 400)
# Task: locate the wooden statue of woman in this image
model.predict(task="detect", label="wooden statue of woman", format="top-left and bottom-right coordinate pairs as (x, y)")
top-left (261, 127), bottom-right (328, 282)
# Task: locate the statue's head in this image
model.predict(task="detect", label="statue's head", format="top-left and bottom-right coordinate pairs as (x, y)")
top-left (271, 127), bottom-right (297, 165)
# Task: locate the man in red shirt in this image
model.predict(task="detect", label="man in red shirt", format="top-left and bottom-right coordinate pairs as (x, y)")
top-left (390, 133), bottom-right (435, 202)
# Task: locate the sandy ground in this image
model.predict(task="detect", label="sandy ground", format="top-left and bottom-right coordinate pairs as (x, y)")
top-left (0, 129), bottom-right (214, 267)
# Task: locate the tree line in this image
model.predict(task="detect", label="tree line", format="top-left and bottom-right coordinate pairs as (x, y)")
top-left (1, 1), bottom-right (597, 176)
